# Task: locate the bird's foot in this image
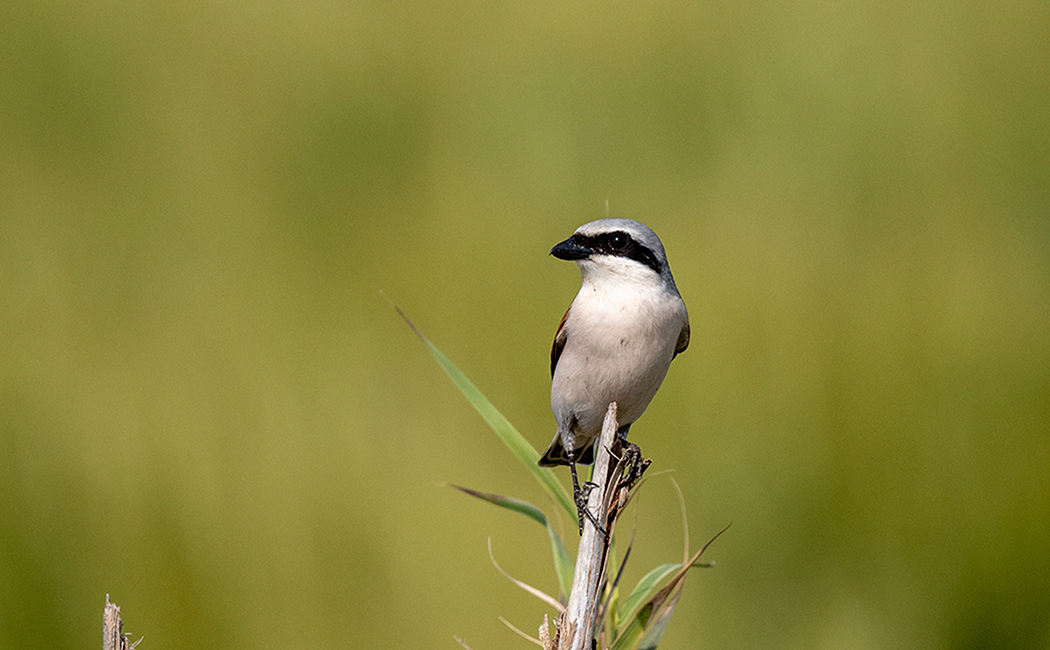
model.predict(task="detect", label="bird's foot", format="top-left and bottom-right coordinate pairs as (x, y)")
top-left (573, 480), bottom-right (607, 536)
top-left (619, 441), bottom-right (651, 487)
top-left (569, 460), bottom-right (607, 537)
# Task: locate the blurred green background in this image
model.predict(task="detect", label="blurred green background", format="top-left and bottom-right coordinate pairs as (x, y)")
top-left (2, 0), bottom-right (1048, 648)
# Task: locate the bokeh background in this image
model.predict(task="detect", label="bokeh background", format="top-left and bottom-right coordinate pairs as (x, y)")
top-left (2, 0), bottom-right (1048, 648)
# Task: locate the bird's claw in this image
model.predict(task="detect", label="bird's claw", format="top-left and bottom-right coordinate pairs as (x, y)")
top-left (618, 441), bottom-right (651, 487)
top-left (574, 481), bottom-right (607, 536)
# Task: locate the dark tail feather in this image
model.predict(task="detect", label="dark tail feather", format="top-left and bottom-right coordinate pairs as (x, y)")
top-left (538, 423), bottom-right (634, 467)
top-left (538, 436), bottom-right (595, 467)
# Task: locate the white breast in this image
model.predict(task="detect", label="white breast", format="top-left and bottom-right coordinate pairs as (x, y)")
top-left (551, 267), bottom-right (687, 438)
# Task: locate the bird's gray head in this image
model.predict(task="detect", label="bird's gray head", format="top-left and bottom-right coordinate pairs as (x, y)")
top-left (550, 219), bottom-right (680, 293)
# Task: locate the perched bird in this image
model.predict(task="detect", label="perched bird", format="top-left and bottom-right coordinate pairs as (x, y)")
top-left (539, 218), bottom-right (690, 469)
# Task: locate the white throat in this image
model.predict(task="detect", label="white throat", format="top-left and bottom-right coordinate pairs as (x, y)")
top-left (577, 256), bottom-right (665, 295)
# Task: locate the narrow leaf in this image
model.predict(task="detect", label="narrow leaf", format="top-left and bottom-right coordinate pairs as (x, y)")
top-left (633, 584), bottom-right (682, 650)
top-left (450, 485), bottom-right (547, 527)
top-left (396, 305), bottom-right (576, 519)
top-left (609, 603), bottom-right (651, 650)
top-left (621, 524), bottom-right (731, 649)
top-left (616, 563), bottom-right (681, 625)
top-left (450, 484), bottom-right (574, 597)
top-left (546, 517), bottom-right (575, 599)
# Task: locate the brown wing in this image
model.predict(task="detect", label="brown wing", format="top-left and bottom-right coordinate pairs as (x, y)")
top-left (672, 320), bottom-right (690, 359)
top-left (550, 306), bottom-right (570, 377)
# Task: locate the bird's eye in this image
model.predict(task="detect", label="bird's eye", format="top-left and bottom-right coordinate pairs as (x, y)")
top-left (609, 233), bottom-right (628, 250)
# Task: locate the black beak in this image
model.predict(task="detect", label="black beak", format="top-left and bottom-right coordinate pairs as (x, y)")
top-left (550, 236), bottom-right (592, 261)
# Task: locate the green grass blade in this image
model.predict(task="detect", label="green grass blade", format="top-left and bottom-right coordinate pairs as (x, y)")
top-left (633, 586), bottom-right (682, 650)
top-left (609, 567), bottom-right (684, 650)
top-left (616, 563), bottom-right (681, 625)
top-left (545, 517), bottom-right (575, 598)
top-left (450, 485), bottom-right (574, 598)
top-left (615, 524), bottom-right (731, 649)
top-left (449, 485), bottom-right (548, 526)
top-left (395, 305), bottom-right (576, 520)
top-left (609, 603), bottom-right (650, 650)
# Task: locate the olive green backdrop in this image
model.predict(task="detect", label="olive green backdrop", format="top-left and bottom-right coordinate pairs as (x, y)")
top-left (2, 1), bottom-right (1048, 649)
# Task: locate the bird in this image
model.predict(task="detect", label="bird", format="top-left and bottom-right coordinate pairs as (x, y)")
top-left (539, 218), bottom-right (690, 472)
